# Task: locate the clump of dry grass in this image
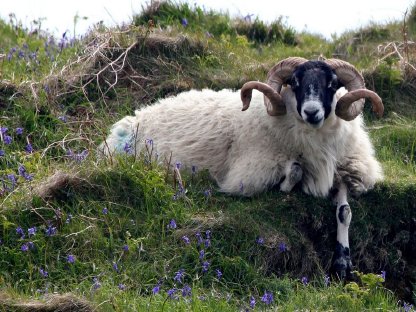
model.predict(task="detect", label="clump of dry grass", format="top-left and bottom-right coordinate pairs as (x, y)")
top-left (41, 25), bottom-right (209, 113)
top-left (0, 292), bottom-right (93, 312)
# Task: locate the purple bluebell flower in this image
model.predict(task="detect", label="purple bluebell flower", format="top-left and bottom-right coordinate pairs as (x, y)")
top-left (199, 249), bottom-right (205, 259)
top-left (181, 284), bottom-right (191, 297)
top-left (215, 269), bottom-right (222, 279)
top-left (380, 270), bottom-right (386, 281)
top-left (112, 262), bottom-right (119, 272)
top-left (16, 226), bottom-right (25, 238)
top-left (39, 268), bottom-right (48, 277)
top-left (123, 142), bottom-right (132, 154)
top-left (403, 302), bottom-right (414, 312)
top-left (0, 150), bottom-right (4, 157)
top-left (167, 219), bottom-right (177, 229)
top-left (175, 161), bottom-right (182, 170)
top-left (182, 235), bottom-right (190, 244)
top-left (174, 269), bottom-right (185, 284)
top-left (145, 138), bottom-right (153, 147)
top-left (167, 288), bottom-right (177, 299)
top-left (191, 165), bottom-right (197, 174)
top-left (181, 18), bottom-right (188, 27)
top-left (278, 242), bottom-right (287, 252)
top-left (92, 277), bottom-right (101, 290)
top-left (256, 236), bottom-right (264, 245)
top-left (196, 232), bottom-right (203, 245)
top-left (102, 207), bottom-right (108, 214)
top-left (7, 52), bottom-right (13, 61)
top-left (118, 283), bottom-right (126, 290)
top-left (28, 241), bottom-right (35, 250)
top-left (249, 295), bottom-right (256, 308)
top-left (152, 284), bottom-right (161, 294)
top-left (3, 135), bottom-right (12, 145)
top-left (7, 173), bottom-right (16, 187)
top-left (45, 225), bottom-right (57, 236)
top-left (0, 127), bottom-right (8, 134)
top-left (203, 189), bottom-right (211, 197)
top-left (18, 164), bottom-right (33, 181)
top-left (67, 254), bottom-right (75, 263)
top-left (25, 143), bottom-right (34, 154)
top-left (204, 238), bottom-right (211, 248)
top-left (261, 291), bottom-right (273, 305)
top-left (15, 127), bottom-right (23, 135)
top-left (202, 261), bottom-right (210, 273)
top-left (123, 244), bottom-right (129, 251)
top-left (301, 276), bottom-right (309, 285)
top-left (21, 243), bottom-right (29, 252)
top-left (28, 227), bottom-right (36, 237)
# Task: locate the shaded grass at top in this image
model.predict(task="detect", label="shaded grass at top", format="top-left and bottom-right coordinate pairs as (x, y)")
top-left (134, 0), bottom-right (297, 46)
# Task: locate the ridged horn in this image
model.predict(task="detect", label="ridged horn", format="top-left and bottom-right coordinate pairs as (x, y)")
top-left (241, 57), bottom-right (308, 116)
top-left (325, 59), bottom-right (384, 121)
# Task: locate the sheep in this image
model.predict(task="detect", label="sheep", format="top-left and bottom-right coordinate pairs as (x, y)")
top-left (100, 57), bottom-right (384, 279)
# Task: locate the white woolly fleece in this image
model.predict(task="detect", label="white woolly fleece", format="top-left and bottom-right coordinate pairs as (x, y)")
top-left (100, 87), bottom-right (383, 197)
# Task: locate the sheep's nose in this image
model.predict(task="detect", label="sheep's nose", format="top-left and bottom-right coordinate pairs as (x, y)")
top-left (303, 108), bottom-right (322, 125)
top-left (304, 108), bottom-right (319, 117)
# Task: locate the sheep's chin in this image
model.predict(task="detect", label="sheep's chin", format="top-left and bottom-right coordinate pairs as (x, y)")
top-left (305, 119), bottom-right (324, 129)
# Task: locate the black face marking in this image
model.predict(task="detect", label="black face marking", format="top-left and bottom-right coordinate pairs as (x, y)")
top-left (290, 61), bottom-right (338, 124)
top-left (338, 204), bottom-right (349, 224)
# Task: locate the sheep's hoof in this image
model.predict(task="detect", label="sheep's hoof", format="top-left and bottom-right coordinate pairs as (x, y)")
top-left (280, 162), bottom-right (303, 192)
top-left (331, 242), bottom-right (353, 280)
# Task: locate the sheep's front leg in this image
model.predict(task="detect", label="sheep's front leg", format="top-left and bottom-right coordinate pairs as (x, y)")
top-left (279, 161), bottom-right (303, 193)
top-left (331, 182), bottom-right (353, 279)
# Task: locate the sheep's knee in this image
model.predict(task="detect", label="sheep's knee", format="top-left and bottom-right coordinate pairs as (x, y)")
top-left (280, 161), bottom-right (303, 193)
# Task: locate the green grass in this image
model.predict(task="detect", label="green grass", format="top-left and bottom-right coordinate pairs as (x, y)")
top-left (1, 2), bottom-right (416, 311)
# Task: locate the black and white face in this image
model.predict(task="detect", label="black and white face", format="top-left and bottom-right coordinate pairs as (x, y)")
top-left (290, 62), bottom-right (338, 129)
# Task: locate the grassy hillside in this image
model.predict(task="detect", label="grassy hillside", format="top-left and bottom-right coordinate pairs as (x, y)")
top-left (0, 1), bottom-right (415, 311)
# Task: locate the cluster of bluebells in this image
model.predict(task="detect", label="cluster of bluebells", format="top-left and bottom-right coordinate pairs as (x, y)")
top-left (196, 230), bottom-right (214, 274)
top-left (152, 269), bottom-right (193, 301)
top-left (6, 43), bottom-right (40, 64)
top-left (403, 302), bottom-right (414, 312)
top-left (1, 126), bottom-right (36, 196)
top-left (5, 32), bottom-right (77, 66)
top-left (15, 223), bottom-right (60, 254)
top-left (244, 290), bottom-right (275, 310)
top-left (169, 220), bottom-right (215, 274)
top-left (151, 226), bottom-right (224, 300)
top-left (17, 226), bottom-right (35, 252)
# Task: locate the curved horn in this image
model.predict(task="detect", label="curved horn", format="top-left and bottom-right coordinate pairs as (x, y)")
top-left (241, 57), bottom-right (308, 116)
top-left (325, 59), bottom-right (384, 121)
top-left (241, 81), bottom-right (286, 116)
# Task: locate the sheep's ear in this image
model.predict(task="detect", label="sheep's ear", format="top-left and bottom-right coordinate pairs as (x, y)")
top-left (328, 74), bottom-right (338, 90)
top-left (290, 75), bottom-right (300, 90)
